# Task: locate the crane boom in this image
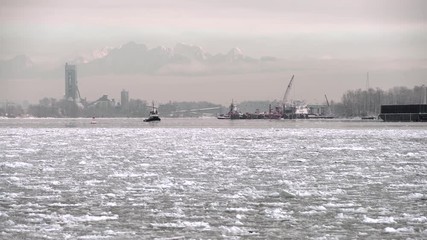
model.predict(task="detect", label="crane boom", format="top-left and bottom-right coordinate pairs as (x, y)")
top-left (174, 106), bottom-right (221, 113)
top-left (324, 94), bottom-right (330, 107)
top-left (282, 75), bottom-right (294, 107)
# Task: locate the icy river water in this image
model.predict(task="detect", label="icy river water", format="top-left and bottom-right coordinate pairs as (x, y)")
top-left (0, 118), bottom-right (426, 239)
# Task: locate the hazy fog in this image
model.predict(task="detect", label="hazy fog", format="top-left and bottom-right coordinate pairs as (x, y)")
top-left (1, 0), bottom-right (426, 105)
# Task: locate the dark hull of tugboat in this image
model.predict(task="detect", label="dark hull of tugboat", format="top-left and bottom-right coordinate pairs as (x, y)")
top-left (361, 116), bottom-right (376, 120)
top-left (143, 116), bottom-right (161, 122)
top-left (217, 115), bottom-right (230, 119)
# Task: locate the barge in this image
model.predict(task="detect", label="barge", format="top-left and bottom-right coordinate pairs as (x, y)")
top-left (378, 104), bottom-right (427, 122)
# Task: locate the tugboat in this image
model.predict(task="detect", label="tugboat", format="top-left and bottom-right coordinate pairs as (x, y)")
top-left (90, 116), bottom-right (97, 124)
top-left (144, 103), bottom-right (161, 122)
top-left (217, 101), bottom-right (241, 119)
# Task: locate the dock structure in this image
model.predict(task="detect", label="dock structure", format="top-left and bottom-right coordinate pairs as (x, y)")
top-left (378, 104), bottom-right (427, 122)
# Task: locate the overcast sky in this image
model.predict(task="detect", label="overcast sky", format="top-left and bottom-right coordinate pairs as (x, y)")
top-left (1, 0), bottom-right (426, 105)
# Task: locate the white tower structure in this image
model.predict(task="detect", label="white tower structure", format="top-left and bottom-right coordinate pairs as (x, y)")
top-left (65, 63), bottom-right (81, 102)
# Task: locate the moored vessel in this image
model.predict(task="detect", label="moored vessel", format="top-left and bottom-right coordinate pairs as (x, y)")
top-left (378, 104), bottom-right (427, 122)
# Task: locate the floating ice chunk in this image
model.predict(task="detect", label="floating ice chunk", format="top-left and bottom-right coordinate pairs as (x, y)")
top-left (3, 162), bottom-right (33, 168)
top-left (279, 190), bottom-right (296, 198)
top-left (151, 221), bottom-right (210, 230)
top-left (363, 215), bottom-right (396, 224)
top-left (309, 206), bottom-right (327, 211)
top-left (226, 207), bottom-right (253, 212)
top-left (329, 189), bottom-right (347, 195)
top-left (265, 208), bottom-right (292, 220)
top-left (336, 213), bottom-right (351, 219)
top-left (50, 181), bottom-right (60, 186)
top-left (85, 179), bottom-right (104, 186)
top-left (385, 227), bottom-right (414, 233)
top-left (296, 191), bottom-right (314, 197)
top-left (405, 193), bottom-right (425, 200)
top-left (78, 235), bottom-right (111, 239)
top-left (182, 180), bottom-right (195, 186)
top-left (104, 193), bottom-right (116, 198)
top-left (60, 214), bottom-right (118, 223)
top-left (220, 226), bottom-right (246, 235)
top-left (40, 223), bottom-right (63, 232)
top-left (103, 202), bottom-right (117, 207)
top-left (183, 221), bottom-right (210, 229)
top-left (301, 210), bottom-right (325, 215)
top-left (43, 166), bottom-right (55, 172)
top-left (384, 227), bottom-right (398, 233)
top-left (401, 213), bottom-right (427, 223)
top-left (156, 211), bottom-right (185, 219)
top-left (411, 216), bottom-right (427, 222)
top-left (104, 230), bottom-right (116, 235)
top-left (8, 176), bottom-right (21, 182)
top-left (0, 212), bottom-right (9, 217)
top-left (293, 158), bottom-right (307, 162)
top-left (237, 187), bottom-right (262, 199)
top-left (405, 152), bottom-right (416, 157)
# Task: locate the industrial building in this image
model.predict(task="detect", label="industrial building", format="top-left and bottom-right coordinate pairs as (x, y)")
top-left (121, 89), bottom-right (129, 109)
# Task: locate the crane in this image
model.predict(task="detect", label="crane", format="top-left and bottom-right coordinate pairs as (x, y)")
top-left (282, 75), bottom-right (295, 109)
top-left (324, 94), bottom-right (332, 116)
top-left (324, 94), bottom-right (330, 107)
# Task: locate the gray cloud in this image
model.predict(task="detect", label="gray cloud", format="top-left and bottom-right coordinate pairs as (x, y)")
top-left (68, 42), bottom-right (278, 76)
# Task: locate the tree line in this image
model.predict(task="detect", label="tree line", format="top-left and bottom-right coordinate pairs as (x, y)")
top-left (335, 85), bottom-right (426, 117)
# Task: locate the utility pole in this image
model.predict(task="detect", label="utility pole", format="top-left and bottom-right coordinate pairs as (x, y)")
top-left (365, 72), bottom-right (370, 115)
top-left (324, 94), bottom-right (331, 116)
top-left (423, 85), bottom-right (427, 104)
